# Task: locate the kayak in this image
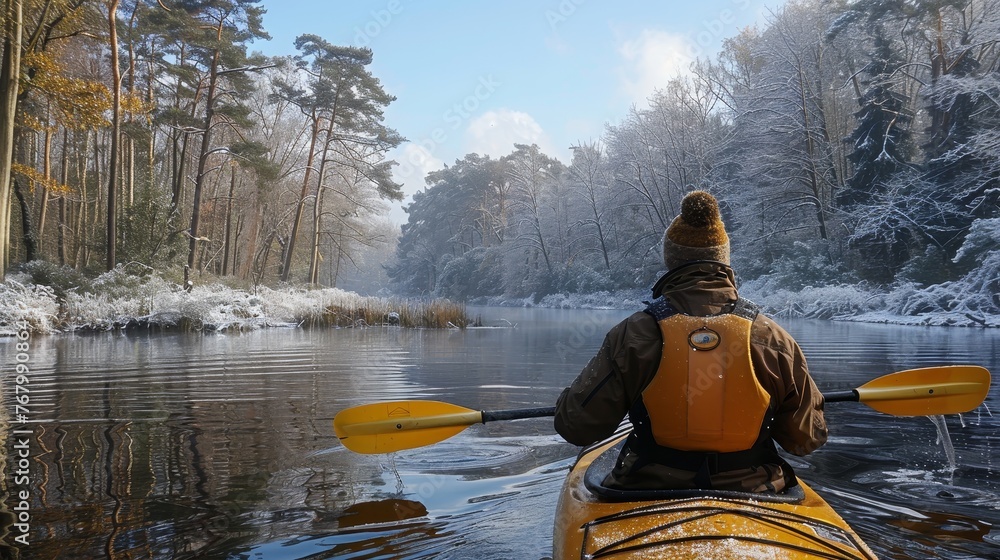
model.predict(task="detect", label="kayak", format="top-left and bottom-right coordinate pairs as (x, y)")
top-left (553, 430), bottom-right (878, 559)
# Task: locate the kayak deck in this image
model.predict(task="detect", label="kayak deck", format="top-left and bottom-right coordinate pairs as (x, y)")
top-left (575, 493), bottom-right (874, 559)
top-left (554, 433), bottom-right (878, 559)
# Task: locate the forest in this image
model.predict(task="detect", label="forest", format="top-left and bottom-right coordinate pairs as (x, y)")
top-left (0, 0), bottom-right (401, 292)
top-left (0, 1), bottom-right (997, 329)
top-left (390, 0), bottom-right (1000, 324)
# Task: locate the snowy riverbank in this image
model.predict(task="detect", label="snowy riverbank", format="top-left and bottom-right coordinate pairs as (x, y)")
top-left (470, 280), bottom-right (999, 329)
top-left (0, 267), bottom-right (468, 335)
top-left (2, 266), bottom-right (997, 335)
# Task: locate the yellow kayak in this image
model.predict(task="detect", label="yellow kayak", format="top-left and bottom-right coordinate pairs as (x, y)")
top-left (554, 431), bottom-right (878, 559)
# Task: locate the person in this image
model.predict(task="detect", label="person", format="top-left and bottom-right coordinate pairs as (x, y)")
top-left (554, 190), bottom-right (827, 493)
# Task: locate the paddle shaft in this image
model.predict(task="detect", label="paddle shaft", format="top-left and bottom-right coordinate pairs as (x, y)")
top-left (467, 390), bottom-right (871, 421)
top-left (824, 390), bottom-right (858, 403)
top-left (483, 406), bottom-right (556, 422)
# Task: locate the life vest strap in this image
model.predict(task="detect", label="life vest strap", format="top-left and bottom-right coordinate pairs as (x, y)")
top-left (628, 404), bottom-right (778, 475)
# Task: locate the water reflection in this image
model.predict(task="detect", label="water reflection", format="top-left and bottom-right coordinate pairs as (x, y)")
top-left (337, 499), bottom-right (428, 528)
top-left (0, 310), bottom-right (997, 559)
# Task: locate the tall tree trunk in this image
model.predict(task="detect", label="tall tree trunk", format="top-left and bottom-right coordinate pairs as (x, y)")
top-left (185, 33), bottom-right (223, 287)
top-left (200, 167), bottom-right (224, 274)
top-left (12, 178), bottom-right (37, 261)
top-left (308, 181), bottom-right (324, 285)
top-left (0, 0), bottom-right (23, 278)
top-left (926, 8), bottom-right (950, 157)
top-left (127, 137), bottom-right (134, 207)
top-left (74, 131), bottom-right (89, 268)
top-left (233, 214), bottom-right (245, 277)
top-left (308, 115), bottom-right (337, 285)
top-left (39, 126), bottom-right (53, 242)
top-left (222, 164), bottom-right (236, 276)
top-left (59, 127), bottom-right (69, 265)
top-left (169, 47), bottom-right (193, 228)
top-left (280, 112), bottom-right (321, 282)
top-left (107, 0), bottom-right (122, 271)
top-left (126, 0), bottom-right (140, 207)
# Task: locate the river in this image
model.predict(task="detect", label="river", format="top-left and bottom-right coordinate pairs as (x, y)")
top-left (1, 307), bottom-right (997, 559)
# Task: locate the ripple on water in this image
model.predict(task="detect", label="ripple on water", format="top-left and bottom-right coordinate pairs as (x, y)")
top-left (392, 433), bottom-right (564, 470)
top-left (825, 436), bottom-right (879, 446)
top-left (861, 469), bottom-right (1000, 509)
top-left (393, 439), bottom-right (532, 477)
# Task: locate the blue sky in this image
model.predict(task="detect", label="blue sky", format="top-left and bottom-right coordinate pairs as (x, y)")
top-left (256, 1), bottom-right (784, 223)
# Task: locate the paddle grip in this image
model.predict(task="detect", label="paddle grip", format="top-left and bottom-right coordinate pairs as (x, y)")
top-left (823, 390), bottom-right (860, 403)
top-left (482, 406), bottom-right (556, 423)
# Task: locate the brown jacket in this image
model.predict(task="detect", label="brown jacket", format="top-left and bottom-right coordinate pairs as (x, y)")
top-left (554, 263), bottom-right (827, 492)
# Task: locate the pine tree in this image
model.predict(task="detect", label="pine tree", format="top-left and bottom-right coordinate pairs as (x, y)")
top-left (839, 28), bottom-right (916, 281)
top-left (274, 35), bottom-right (403, 284)
top-left (841, 31), bottom-right (913, 208)
top-left (920, 51), bottom-right (993, 250)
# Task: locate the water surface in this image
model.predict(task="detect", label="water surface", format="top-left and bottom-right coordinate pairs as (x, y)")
top-left (1, 308), bottom-right (997, 559)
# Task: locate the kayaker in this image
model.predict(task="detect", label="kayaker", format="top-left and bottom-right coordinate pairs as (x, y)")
top-left (554, 190), bottom-right (828, 493)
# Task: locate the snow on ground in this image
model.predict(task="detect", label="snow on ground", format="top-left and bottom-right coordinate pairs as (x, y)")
top-left (1, 266), bottom-right (997, 335)
top-left (0, 267), bottom-right (402, 334)
top-left (739, 281), bottom-right (998, 328)
top-left (0, 281), bottom-right (60, 335)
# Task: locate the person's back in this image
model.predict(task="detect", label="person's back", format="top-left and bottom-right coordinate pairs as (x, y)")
top-left (554, 191), bottom-right (827, 493)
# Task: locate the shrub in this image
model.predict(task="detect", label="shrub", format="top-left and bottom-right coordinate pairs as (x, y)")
top-left (896, 244), bottom-right (956, 286)
top-left (0, 281), bottom-right (59, 334)
top-left (741, 240), bottom-right (855, 292)
top-left (16, 260), bottom-right (92, 298)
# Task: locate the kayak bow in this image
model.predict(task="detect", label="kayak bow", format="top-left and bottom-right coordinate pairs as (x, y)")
top-left (553, 430), bottom-right (879, 559)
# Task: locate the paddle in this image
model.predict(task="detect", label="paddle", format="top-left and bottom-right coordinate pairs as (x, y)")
top-left (822, 365), bottom-right (989, 416)
top-left (334, 365), bottom-right (990, 454)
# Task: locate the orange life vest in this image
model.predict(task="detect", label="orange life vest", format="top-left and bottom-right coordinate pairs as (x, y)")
top-left (629, 297), bottom-right (774, 471)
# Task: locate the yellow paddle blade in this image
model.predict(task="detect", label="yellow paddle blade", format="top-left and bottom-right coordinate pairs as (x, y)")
top-left (334, 400), bottom-right (484, 454)
top-left (856, 365), bottom-right (991, 416)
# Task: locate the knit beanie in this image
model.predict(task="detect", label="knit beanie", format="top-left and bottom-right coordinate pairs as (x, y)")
top-left (662, 190), bottom-right (730, 271)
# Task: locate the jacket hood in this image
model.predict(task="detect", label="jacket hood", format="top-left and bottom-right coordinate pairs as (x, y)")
top-left (651, 261), bottom-right (738, 316)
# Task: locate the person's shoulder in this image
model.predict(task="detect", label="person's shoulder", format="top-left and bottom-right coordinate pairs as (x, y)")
top-left (614, 308), bottom-right (660, 341)
top-left (622, 308), bottom-right (657, 327)
top-left (750, 312), bottom-right (798, 354)
top-left (752, 312), bottom-right (791, 335)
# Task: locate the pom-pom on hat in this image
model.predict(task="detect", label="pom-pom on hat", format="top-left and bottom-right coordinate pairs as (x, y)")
top-left (662, 190), bottom-right (730, 271)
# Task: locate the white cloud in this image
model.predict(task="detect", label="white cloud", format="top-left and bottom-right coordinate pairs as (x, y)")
top-left (617, 29), bottom-right (693, 104)
top-left (387, 142), bottom-right (445, 225)
top-left (465, 109), bottom-right (561, 160)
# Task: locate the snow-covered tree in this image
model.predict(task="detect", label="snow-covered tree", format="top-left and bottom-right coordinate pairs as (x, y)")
top-left (567, 142), bottom-right (614, 271)
top-left (709, 5), bottom-right (851, 278)
top-left (842, 33), bottom-right (914, 207)
top-left (831, 23), bottom-right (916, 280)
top-left (502, 143), bottom-right (565, 297)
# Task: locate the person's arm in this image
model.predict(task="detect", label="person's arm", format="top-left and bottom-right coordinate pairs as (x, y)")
top-left (554, 312), bottom-right (660, 446)
top-left (751, 318), bottom-right (828, 456)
